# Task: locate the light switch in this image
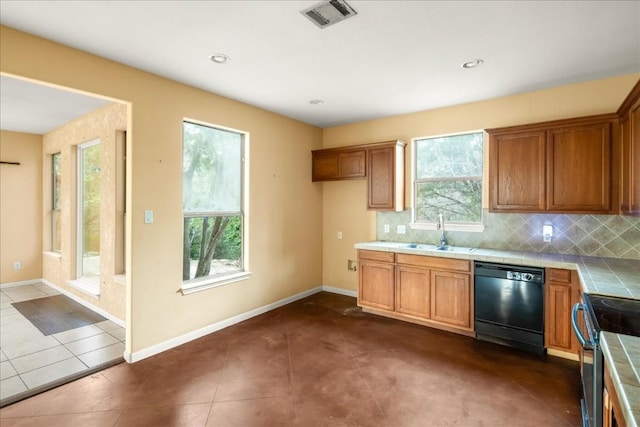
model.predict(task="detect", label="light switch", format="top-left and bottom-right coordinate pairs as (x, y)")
top-left (144, 210), bottom-right (154, 224)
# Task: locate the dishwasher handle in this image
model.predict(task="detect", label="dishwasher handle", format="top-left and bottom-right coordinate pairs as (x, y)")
top-left (571, 303), bottom-right (593, 350)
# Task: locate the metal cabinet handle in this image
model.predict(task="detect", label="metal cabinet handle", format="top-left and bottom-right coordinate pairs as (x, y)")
top-left (571, 303), bottom-right (593, 350)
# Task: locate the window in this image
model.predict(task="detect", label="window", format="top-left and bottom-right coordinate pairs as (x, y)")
top-left (182, 121), bottom-right (247, 293)
top-left (77, 139), bottom-right (101, 293)
top-left (412, 131), bottom-right (483, 229)
top-left (52, 152), bottom-right (62, 252)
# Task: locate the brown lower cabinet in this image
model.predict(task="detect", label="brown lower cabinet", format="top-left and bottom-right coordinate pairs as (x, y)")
top-left (358, 250), bottom-right (395, 311)
top-left (544, 268), bottom-right (581, 356)
top-left (358, 250), bottom-right (473, 335)
top-left (603, 361), bottom-right (626, 427)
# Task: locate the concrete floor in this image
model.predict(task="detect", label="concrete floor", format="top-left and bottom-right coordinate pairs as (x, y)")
top-left (0, 291), bottom-right (581, 426)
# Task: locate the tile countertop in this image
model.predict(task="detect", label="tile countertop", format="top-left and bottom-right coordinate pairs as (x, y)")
top-left (601, 332), bottom-right (640, 427)
top-left (355, 241), bottom-right (640, 426)
top-left (354, 241), bottom-right (640, 299)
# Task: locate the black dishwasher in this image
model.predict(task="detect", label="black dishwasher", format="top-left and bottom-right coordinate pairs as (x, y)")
top-left (474, 262), bottom-right (545, 354)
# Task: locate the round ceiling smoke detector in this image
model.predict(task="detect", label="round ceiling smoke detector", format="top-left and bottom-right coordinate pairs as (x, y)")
top-left (461, 59), bottom-right (484, 69)
top-left (309, 99), bottom-right (325, 105)
top-left (209, 53), bottom-right (230, 64)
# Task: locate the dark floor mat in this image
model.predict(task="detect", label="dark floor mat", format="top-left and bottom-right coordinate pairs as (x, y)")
top-left (12, 294), bottom-right (106, 335)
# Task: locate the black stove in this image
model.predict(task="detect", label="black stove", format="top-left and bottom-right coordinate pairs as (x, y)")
top-left (583, 294), bottom-right (640, 337)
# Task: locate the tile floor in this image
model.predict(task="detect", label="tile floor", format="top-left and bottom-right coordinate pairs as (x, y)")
top-left (0, 292), bottom-right (581, 426)
top-left (0, 283), bottom-right (125, 406)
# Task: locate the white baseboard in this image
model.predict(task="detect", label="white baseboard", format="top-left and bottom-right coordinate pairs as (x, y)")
top-left (321, 285), bottom-right (357, 298)
top-left (1, 278), bottom-right (44, 288)
top-left (42, 279), bottom-right (125, 328)
top-left (125, 286), bottom-right (324, 363)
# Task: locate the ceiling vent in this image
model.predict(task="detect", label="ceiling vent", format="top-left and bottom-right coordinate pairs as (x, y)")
top-left (301, 0), bottom-right (357, 29)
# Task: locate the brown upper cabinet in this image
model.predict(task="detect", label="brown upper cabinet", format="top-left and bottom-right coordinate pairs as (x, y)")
top-left (618, 79), bottom-right (640, 217)
top-left (311, 147), bottom-right (366, 181)
top-left (312, 140), bottom-right (406, 211)
top-left (487, 114), bottom-right (618, 214)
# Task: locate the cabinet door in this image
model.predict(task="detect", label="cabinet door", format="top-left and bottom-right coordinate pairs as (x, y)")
top-left (358, 260), bottom-right (395, 311)
top-left (544, 269), bottom-right (580, 354)
top-left (545, 283), bottom-right (574, 351)
top-left (312, 151), bottom-right (338, 181)
top-left (547, 122), bottom-right (612, 212)
top-left (632, 102), bottom-right (640, 215)
top-left (338, 151), bottom-right (366, 178)
top-left (619, 80), bottom-right (640, 216)
top-left (430, 270), bottom-right (471, 328)
top-left (367, 146), bottom-right (395, 210)
top-left (396, 265), bottom-right (430, 319)
top-left (312, 149), bottom-right (366, 181)
top-left (489, 131), bottom-right (546, 211)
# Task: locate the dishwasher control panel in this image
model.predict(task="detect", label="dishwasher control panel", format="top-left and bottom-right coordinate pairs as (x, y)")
top-left (474, 262), bottom-right (544, 284)
top-left (507, 271), bottom-right (535, 281)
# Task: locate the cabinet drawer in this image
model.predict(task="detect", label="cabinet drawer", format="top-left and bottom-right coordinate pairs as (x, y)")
top-left (546, 268), bottom-right (572, 284)
top-left (396, 253), bottom-right (470, 273)
top-left (358, 250), bottom-right (394, 263)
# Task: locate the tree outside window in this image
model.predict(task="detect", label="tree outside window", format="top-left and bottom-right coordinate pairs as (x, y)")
top-left (414, 132), bottom-right (483, 225)
top-left (182, 121), bottom-right (244, 281)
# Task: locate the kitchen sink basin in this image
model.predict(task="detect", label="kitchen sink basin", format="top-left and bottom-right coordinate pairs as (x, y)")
top-left (434, 245), bottom-right (475, 253)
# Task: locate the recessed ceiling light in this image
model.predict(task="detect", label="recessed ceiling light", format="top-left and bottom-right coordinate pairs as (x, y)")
top-left (461, 59), bottom-right (484, 69)
top-left (309, 99), bottom-right (325, 105)
top-left (209, 53), bottom-right (230, 64)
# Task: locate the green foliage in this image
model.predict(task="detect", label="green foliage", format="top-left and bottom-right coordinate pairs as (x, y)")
top-left (214, 216), bottom-right (241, 259)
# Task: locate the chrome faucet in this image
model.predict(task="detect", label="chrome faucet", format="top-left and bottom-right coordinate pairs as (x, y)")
top-left (437, 213), bottom-right (448, 247)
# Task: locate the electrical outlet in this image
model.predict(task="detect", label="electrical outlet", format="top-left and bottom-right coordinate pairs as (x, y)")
top-left (337, 231), bottom-right (343, 240)
top-left (397, 225), bottom-right (406, 234)
top-left (347, 259), bottom-right (357, 272)
top-left (13, 261), bottom-right (21, 270)
top-left (384, 224), bottom-right (390, 233)
top-left (144, 210), bottom-right (154, 224)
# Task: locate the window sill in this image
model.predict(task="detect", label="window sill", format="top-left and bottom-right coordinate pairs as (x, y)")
top-left (410, 222), bottom-right (485, 233)
top-left (43, 251), bottom-right (62, 261)
top-left (181, 271), bottom-right (251, 295)
top-left (68, 279), bottom-right (100, 298)
top-left (113, 274), bottom-right (126, 286)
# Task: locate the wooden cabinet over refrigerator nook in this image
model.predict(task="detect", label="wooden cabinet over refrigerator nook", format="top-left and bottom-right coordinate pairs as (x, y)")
top-left (487, 114), bottom-right (618, 214)
top-left (312, 141), bottom-right (406, 211)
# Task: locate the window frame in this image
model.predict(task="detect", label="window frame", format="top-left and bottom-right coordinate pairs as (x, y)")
top-left (180, 119), bottom-right (250, 295)
top-left (73, 138), bottom-right (102, 297)
top-left (410, 130), bottom-right (485, 232)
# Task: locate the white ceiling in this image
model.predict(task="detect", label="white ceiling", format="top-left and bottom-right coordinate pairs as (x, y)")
top-left (1, 0), bottom-right (639, 133)
top-left (0, 76), bottom-right (111, 135)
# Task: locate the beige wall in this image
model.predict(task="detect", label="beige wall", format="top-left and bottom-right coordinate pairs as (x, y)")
top-left (0, 131), bottom-right (43, 284)
top-left (321, 74), bottom-right (640, 291)
top-left (1, 26), bottom-right (324, 355)
top-left (42, 103), bottom-right (127, 320)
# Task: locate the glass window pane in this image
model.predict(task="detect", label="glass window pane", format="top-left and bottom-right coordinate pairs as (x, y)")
top-left (183, 215), bottom-right (242, 280)
top-left (183, 122), bottom-right (241, 213)
top-left (52, 210), bottom-right (61, 252)
top-left (52, 152), bottom-right (62, 252)
top-left (53, 153), bottom-right (61, 210)
top-left (416, 132), bottom-right (483, 179)
top-left (80, 142), bottom-right (100, 279)
top-left (415, 180), bottom-right (482, 223)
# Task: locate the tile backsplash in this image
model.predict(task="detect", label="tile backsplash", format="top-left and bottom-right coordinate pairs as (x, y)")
top-left (376, 209), bottom-right (640, 260)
